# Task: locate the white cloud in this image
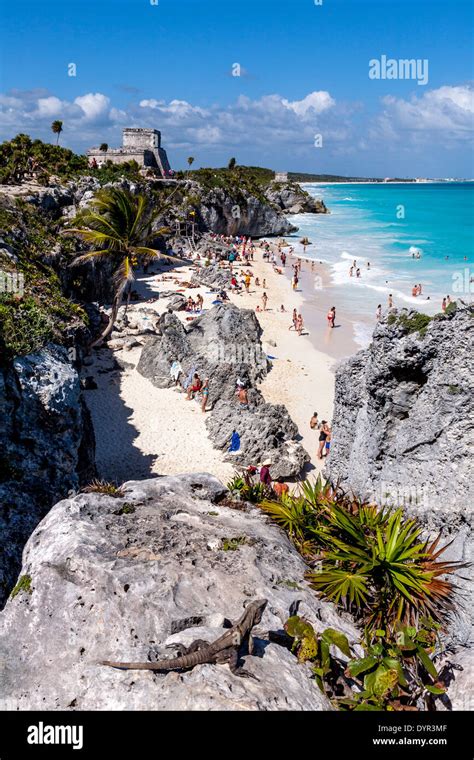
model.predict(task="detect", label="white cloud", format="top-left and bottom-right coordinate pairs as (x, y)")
top-left (74, 93), bottom-right (111, 122)
top-left (282, 91), bottom-right (336, 116)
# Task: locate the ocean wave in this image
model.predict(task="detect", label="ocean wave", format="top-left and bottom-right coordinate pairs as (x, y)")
top-left (353, 321), bottom-right (374, 348)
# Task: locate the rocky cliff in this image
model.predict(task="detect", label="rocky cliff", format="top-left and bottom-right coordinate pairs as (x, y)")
top-left (327, 305), bottom-right (473, 702)
top-left (0, 344), bottom-right (96, 607)
top-left (0, 473), bottom-right (359, 710)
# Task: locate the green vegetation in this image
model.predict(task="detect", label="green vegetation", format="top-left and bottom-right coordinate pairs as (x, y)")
top-left (227, 472), bottom-right (267, 503)
top-left (221, 536), bottom-right (248, 551)
top-left (0, 202), bottom-right (88, 363)
top-left (0, 134), bottom-right (89, 185)
top-left (445, 301), bottom-right (457, 315)
top-left (285, 614), bottom-right (446, 711)
top-left (11, 574), bottom-right (32, 599)
top-left (114, 503), bottom-right (136, 515)
top-left (387, 311), bottom-right (432, 336)
top-left (82, 479), bottom-right (125, 497)
top-left (65, 187), bottom-right (170, 346)
top-left (259, 478), bottom-right (461, 635)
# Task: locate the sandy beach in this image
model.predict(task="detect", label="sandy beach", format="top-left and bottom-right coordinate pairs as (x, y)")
top-left (83, 238), bottom-right (345, 487)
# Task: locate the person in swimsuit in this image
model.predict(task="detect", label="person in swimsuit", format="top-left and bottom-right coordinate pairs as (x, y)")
top-left (318, 420), bottom-right (330, 459)
top-left (324, 425), bottom-right (331, 457)
top-left (310, 411), bottom-right (319, 430)
top-left (186, 373), bottom-right (202, 400)
top-left (201, 377), bottom-right (209, 413)
top-left (327, 307), bottom-right (336, 328)
top-left (289, 308), bottom-right (297, 330)
top-left (262, 292), bottom-right (268, 311)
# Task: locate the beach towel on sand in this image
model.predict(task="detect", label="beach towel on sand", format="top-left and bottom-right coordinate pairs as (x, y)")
top-left (228, 431), bottom-right (241, 452)
top-left (183, 365), bottom-right (197, 390)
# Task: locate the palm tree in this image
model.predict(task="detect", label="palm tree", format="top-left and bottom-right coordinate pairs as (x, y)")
top-left (51, 120), bottom-right (63, 145)
top-left (186, 156), bottom-right (194, 178)
top-left (228, 157), bottom-right (236, 171)
top-left (64, 187), bottom-right (170, 347)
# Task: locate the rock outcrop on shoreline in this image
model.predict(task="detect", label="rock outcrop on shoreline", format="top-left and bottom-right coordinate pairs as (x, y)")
top-left (137, 303), bottom-right (310, 477)
top-left (327, 304), bottom-right (474, 708)
top-left (0, 473), bottom-right (359, 710)
top-left (0, 344), bottom-right (95, 607)
top-left (264, 183), bottom-right (328, 215)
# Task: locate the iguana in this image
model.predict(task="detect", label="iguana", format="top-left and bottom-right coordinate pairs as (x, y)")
top-left (101, 598), bottom-right (268, 679)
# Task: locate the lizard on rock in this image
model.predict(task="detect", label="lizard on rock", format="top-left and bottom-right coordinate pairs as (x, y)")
top-left (101, 598), bottom-right (267, 679)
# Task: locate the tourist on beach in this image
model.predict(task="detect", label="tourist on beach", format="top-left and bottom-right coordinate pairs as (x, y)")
top-left (325, 426), bottom-right (332, 457)
top-left (273, 478), bottom-right (289, 499)
top-left (255, 277), bottom-right (260, 287)
top-left (292, 274), bottom-right (298, 291)
top-left (296, 313), bottom-right (304, 336)
top-left (310, 411), bottom-right (319, 430)
top-left (244, 274), bottom-right (251, 293)
top-left (446, 295), bottom-right (452, 306)
top-left (259, 459), bottom-right (272, 488)
top-left (388, 293), bottom-right (393, 308)
top-left (201, 377), bottom-right (209, 413)
top-left (289, 308), bottom-right (297, 330)
top-left (236, 385), bottom-right (249, 407)
top-left (262, 292), bottom-right (268, 311)
top-left (327, 306), bottom-right (336, 328)
top-left (262, 279), bottom-right (266, 289)
top-left (318, 421), bottom-right (330, 459)
top-left (356, 268), bottom-right (361, 278)
top-left (349, 266), bottom-right (354, 277)
top-left (376, 304), bottom-right (382, 320)
top-left (280, 304), bottom-right (286, 312)
top-left (186, 373), bottom-right (202, 400)
top-left (196, 293), bottom-right (204, 310)
top-left (442, 297), bottom-right (447, 312)
top-left (352, 260), bottom-right (357, 269)
top-left (367, 262), bottom-right (371, 269)
top-left (418, 284), bottom-right (423, 295)
top-left (412, 284), bottom-right (418, 297)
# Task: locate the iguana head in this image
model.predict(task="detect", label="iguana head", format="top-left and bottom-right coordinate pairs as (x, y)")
top-left (246, 598), bottom-right (268, 624)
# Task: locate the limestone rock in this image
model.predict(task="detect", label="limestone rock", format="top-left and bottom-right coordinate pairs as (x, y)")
top-left (0, 344), bottom-right (95, 607)
top-left (0, 473), bottom-right (359, 710)
top-left (327, 304), bottom-right (474, 650)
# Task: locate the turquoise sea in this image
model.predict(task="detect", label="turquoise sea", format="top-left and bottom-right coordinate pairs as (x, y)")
top-left (288, 182), bottom-right (474, 346)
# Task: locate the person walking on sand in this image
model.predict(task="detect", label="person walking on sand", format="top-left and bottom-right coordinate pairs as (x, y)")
top-left (262, 292), bottom-right (268, 311)
top-left (201, 377), bottom-right (209, 413)
top-left (262, 278), bottom-right (266, 289)
top-left (296, 313), bottom-right (304, 336)
top-left (289, 308), bottom-right (297, 330)
top-left (327, 306), bottom-right (336, 328)
top-left (318, 421), bottom-right (330, 459)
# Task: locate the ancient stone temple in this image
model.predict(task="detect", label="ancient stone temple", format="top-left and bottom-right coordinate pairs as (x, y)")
top-left (87, 128), bottom-right (172, 176)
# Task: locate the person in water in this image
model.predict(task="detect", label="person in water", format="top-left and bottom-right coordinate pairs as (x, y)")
top-left (327, 306), bottom-right (336, 328)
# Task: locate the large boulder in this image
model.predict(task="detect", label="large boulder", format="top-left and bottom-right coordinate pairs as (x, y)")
top-left (327, 304), bottom-right (473, 652)
top-left (265, 184), bottom-right (328, 215)
top-left (207, 400), bottom-right (310, 478)
top-left (0, 473), bottom-right (359, 710)
top-left (198, 187), bottom-right (298, 237)
top-left (137, 305), bottom-right (310, 476)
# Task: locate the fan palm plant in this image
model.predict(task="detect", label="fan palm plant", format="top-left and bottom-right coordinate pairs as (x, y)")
top-left (64, 187), bottom-right (169, 346)
top-left (307, 503), bottom-right (464, 633)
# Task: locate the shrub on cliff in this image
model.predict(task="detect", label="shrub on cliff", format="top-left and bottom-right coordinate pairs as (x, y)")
top-left (258, 478), bottom-right (463, 636)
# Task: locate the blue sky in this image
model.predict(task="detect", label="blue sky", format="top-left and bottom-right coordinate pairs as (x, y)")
top-left (0, 0), bottom-right (473, 176)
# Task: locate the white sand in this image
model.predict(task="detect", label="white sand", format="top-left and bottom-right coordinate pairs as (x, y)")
top-left (84, 241), bottom-right (338, 485)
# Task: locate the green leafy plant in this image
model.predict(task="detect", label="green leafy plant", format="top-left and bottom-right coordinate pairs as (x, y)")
top-left (221, 536), bottom-right (248, 551)
top-left (114, 503), bottom-right (135, 515)
top-left (307, 504), bottom-right (462, 633)
top-left (285, 615), bottom-right (351, 694)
